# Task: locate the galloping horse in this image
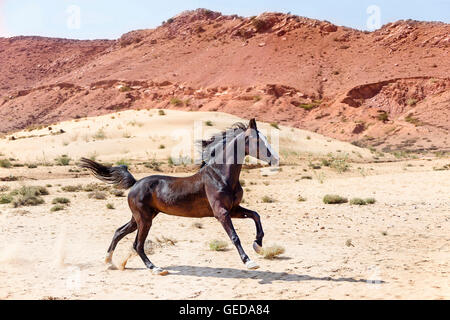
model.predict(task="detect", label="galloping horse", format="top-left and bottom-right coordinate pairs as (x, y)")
top-left (79, 119), bottom-right (279, 275)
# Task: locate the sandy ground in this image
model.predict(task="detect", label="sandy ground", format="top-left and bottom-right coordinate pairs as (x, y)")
top-left (0, 111), bottom-right (448, 300)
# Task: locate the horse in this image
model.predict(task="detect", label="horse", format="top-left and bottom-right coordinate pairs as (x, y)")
top-left (79, 118), bottom-right (279, 275)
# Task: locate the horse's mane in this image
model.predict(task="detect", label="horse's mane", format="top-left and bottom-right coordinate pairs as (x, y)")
top-left (198, 122), bottom-right (248, 167)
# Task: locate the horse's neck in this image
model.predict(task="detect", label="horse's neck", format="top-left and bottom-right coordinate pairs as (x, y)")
top-left (212, 138), bottom-right (245, 188)
top-left (210, 163), bottom-right (242, 189)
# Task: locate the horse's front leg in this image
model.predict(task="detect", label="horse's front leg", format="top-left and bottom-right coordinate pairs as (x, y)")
top-left (231, 206), bottom-right (265, 255)
top-left (213, 206), bottom-right (259, 270)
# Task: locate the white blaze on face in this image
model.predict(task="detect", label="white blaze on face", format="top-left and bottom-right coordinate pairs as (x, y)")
top-left (257, 130), bottom-right (279, 164)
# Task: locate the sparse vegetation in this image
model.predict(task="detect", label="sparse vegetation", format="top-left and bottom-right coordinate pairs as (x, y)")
top-left (320, 154), bottom-right (350, 173)
top-left (10, 186), bottom-right (48, 208)
top-left (262, 195), bottom-right (276, 203)
top-left (297, 100), bottom-right (321, 111)
top-left (110, 189), bottom-right (125, 197)
top-left (209, 240), bottom-right (228, 251)
top-left (158, 110), bottom-right (166, 116)
top-left (433, 164), bottom-right (450, 171)
top-left (406, 98), bottom-right (418, 106)
top-left (405, 113), bottom-right (423, 126)
top-left (251, 18), bottom-right (267, 32)
top-left (88, 191), bottom-right (107, 200)
top-left (50, 204), bottom-right (65, 212)
top-left (205, 120), bottom-right (214, 127)
top-left (192, 222), bottom-right (203, 229)
top-left (297, 195), bottom-right (307, 202)
top-left (0, 194), bottom-right (13, 204)
top-left (83, 183), bottom-right (110, 192)
top-left (62, 185), bottom-right (83, 192)
top-left (93, 128), bottom-right (107, 140)
top-left (170, 98), bottom-right (183, 107)
top-left (253, 96), bottom-right (262, 102)
top-left (349, 198), bottom-right (367, 205)
top-left (144, 158), bottom-right (162, 172)
top-left (270, 123), bottom-right (280, 130)
top-left (323, 194), bottom-right (348, 204)
top-left (119, 85), bottom-right (132, 92)
top-left (52, 197), bottom-right (70, 205)
top-left (116, 159), bottom-right (130, 166)
top-left (261, 245), bottom-right (285, 259)
top-left (106, 203), bottom-right (115, 210)
top-left (55, 155), bottom-right (71, 166)
top-left (377, 112), bottom-right (389, 122)
top-left (0, 159), bottom-right (12, 168)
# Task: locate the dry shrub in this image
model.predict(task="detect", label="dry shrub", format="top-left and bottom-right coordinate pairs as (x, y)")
top-left (209, 240), bottom-right (228, 251)
top-left (88, 191), bottom-right (107, 200)
top-left (323, 194), bottom-right (348, 204)
top-left (62, 185), bottom-right (83, 192)
top-left (261, 245), bottom-right (285, 259)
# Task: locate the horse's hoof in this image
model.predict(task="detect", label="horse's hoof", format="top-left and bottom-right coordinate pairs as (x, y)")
top-left (253, 242), bottom-right (264, 255)
top-left (105, 253), bottom-right (113, 264)
top-left (106, 263), bottom-right (118, 271)
top-left (119, 262), bottom-right (127, 271)
top-left (152, 267), bottom-right (169, 276)
top-left (246, 260), bottom-right (260, 270)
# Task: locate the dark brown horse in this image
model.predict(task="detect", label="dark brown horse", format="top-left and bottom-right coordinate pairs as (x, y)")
top-left (79, 119), bottom-right (279, 275)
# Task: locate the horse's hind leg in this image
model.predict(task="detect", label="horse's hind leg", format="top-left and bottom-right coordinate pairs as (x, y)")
top-left (231, 206), bottom-right (265, 255)
top-left (134, 214), bottom-right (168, 275)
top-left (105, 218), bottom-right (137, 268)
top-left (123, 202), bottom-right (168, 275)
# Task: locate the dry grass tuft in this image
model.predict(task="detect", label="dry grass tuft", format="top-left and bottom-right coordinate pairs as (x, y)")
top-left (261, 245), bottom-right (285, 259)
top-left (88, 191), bottom-right (107, 200)
top-left (209, 240), bottom-right (228, 251)
top-left (323, 194), bottom-right (348, 204)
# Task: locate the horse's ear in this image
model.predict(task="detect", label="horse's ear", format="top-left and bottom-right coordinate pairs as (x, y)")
top-left (249, 118), bottom-right (257, 130)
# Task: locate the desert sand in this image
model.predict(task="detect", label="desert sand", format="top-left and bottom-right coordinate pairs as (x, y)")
top-left (0, 110), bottom-right (448, 300)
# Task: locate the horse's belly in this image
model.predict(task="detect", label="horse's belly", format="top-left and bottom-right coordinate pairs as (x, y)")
top-left (154, 193), bottom-right (214, 218)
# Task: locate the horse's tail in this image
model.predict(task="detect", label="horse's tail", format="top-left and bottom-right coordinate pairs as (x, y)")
top-left (79, 158), bottom-right (137, 190)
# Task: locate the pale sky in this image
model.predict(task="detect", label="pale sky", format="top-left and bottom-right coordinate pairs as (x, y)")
top-left (0, 0), bottom-right (449, 39)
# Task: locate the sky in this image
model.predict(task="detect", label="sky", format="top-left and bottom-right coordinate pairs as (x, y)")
top-left (0, 0), bottom-right (449, 39)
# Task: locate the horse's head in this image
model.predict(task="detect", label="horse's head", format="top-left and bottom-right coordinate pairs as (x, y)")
top-left (245, 119), bottom-right (279, 167)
